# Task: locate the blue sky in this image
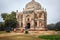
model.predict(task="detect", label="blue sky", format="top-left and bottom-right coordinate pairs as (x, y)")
top-left (0, 0), bottom-right (60, 24)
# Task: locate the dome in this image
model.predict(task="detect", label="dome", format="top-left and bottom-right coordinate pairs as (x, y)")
top-left (25, 0), bottom-right (41, 10)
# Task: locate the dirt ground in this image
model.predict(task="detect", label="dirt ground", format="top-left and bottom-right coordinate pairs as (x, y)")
top-left (0, 31), bottom-right (60, 37)
top-left (0, 32), bottom-right (44, 40)
top-left (0, 31), bottom-right (60, 40)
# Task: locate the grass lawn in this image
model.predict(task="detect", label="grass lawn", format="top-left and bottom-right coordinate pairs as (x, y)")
top-left (38, 35), bottom-right (60, 40)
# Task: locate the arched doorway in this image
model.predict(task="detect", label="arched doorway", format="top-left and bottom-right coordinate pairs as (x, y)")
top-left (27, 23), bottom-right (30, 29)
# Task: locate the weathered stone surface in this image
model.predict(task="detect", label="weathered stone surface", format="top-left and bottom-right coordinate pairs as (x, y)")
top-left (16, 0), bottom-right (47, 30)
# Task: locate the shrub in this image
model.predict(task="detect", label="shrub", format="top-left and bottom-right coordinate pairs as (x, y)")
top-left (25, 30), bottom-right (28, 34)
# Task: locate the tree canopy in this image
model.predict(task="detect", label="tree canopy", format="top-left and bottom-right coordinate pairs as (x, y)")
top-left (1, 11), bottom-right (17, 31)
top-left (55, 22), bottom-right (60, 30)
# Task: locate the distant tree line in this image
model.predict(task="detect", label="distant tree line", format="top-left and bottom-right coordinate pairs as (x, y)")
top-left (47, 22), bottom-right (60, 31)
top-left (0, 11), bottom-right (18, 32)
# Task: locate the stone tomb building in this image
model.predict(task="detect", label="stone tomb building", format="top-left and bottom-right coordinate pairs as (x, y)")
top-left (16, 0), bottom-right (47, 30)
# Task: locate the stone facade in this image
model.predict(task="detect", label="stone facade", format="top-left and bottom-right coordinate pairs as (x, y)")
top-left (16, 0), bottom-right (47, 30)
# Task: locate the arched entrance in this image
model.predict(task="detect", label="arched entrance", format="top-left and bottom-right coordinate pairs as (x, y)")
top-left (27, 23), bottom-right (30, 29)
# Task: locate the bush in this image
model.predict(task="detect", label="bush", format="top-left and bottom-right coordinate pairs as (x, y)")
top-left (5, 27), bottom-right (11, 33)
top-left (0, 26), bottom-right (5, 31)
top-left (25, 30), bottom-right (28, 34)
top-left (6, 30), bottom-right (10, 33)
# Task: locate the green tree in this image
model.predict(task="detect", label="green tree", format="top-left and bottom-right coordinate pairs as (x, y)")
top-left (0, 22), bottom-right (5, 31)
top-left (47, 24), bottom-right (55, 30)
top-left (1, 13), bottom-right (8, 20)
top-left (5, 19), bottom-right (17, 31)
top-left (1, 11), bottom-right (17, 32)
top-left (55, 22), bottom-right (60, 31)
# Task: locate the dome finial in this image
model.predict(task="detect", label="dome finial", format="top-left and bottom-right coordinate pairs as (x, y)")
top-left (32, 0), bottom-right (35, 2)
